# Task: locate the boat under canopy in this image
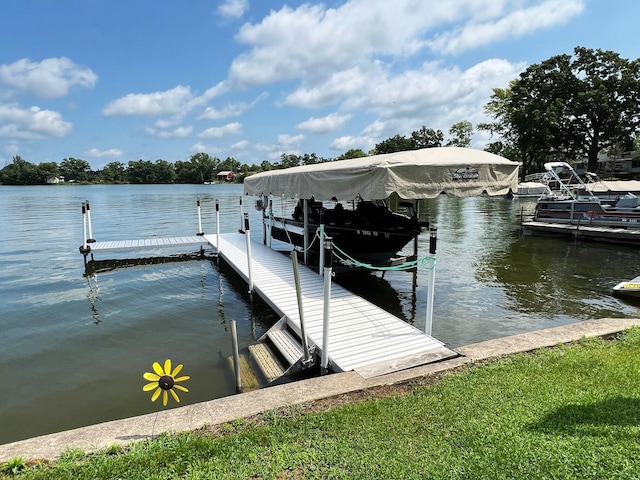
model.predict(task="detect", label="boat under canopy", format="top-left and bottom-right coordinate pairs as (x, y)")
top-left (243, 147), bottom-right (520, 201)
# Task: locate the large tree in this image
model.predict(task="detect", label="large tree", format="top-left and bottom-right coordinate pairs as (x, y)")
top-left (60, 157), bottom-right (92, 182)
top-left (374, 134), bottom-right (413, 154)
top-left (410, 126), bottom-right (443, 149)
top-left (483, 47), bottom-right (640, 175)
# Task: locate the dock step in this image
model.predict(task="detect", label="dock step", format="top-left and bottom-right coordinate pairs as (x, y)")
top-left (248, 343), bottom-right (286, 383)
top-left (267, 329), bottom-right (304, 366)
top-left (227, 352), bottom-right (261, 392)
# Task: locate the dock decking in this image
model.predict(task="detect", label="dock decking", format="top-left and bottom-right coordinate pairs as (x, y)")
top-left (522, 220), bottom-right (640, 246)
top-left (86, 236), bottom-right (210, 253)
top-left (207, 232), bottom-right (456, 377)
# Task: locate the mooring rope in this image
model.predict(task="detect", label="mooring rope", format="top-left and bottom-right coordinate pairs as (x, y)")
top-left (331, 241), bottom-right (436, 272)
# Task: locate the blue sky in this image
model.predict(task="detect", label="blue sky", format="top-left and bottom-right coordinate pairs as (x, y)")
top-left (1, 0), bottom-right (638, 169)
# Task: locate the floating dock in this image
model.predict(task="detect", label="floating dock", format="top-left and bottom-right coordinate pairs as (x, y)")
top-left (86, 236), bottom-right (210, 253)
top-left (522, 220), bottom-right (640, 247)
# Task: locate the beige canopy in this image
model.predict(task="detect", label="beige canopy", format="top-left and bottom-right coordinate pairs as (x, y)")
top-left (243, 147), bottom-right (519, 201)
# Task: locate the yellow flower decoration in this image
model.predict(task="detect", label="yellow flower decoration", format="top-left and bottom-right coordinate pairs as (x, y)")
top-left (143, 359), bottom-right (190, 406)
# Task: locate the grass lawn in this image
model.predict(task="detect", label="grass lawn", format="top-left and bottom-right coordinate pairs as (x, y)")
top-left (3, 329), bottom-right (640, 479)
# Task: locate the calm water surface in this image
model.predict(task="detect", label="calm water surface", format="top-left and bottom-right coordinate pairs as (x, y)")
top-left (1, 184), bottom-right (638, 444)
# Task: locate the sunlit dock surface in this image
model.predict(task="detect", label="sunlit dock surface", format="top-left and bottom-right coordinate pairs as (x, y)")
top-left (207, 232), bottom-right (457, 377)
top-left (87, 236), bottom-right (210, 252)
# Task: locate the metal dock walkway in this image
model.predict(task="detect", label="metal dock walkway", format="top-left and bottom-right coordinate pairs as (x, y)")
top-left (207, 232), bottom-right (456, 378)
top-left (87, 236), bottom-right (210, 253)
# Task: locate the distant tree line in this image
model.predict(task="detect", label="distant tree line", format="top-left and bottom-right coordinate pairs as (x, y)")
top-left (3, 46), bottom-right (640, 186)
top-left (0, 121), bottom-right (473, 186)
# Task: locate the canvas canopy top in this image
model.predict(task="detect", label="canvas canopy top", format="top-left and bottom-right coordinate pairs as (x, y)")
top-left (243, 147), bottom-right (519, 201)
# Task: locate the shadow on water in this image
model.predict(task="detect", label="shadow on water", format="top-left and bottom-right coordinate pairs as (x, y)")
top-left (83, 252), bottom-right (215, 276)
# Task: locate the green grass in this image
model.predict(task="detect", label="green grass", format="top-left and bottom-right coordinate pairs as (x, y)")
top-left (4, 329), bottom-right (640, 479)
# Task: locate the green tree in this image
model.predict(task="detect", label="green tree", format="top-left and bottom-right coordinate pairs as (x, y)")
top-left (478, 84), bottom-right (523, 165)
top-left (259, 160), bottom-right (274, 171)
top-left (154, 159), bottom-right (177, 183)
top-left (375, 134), bottom-right (413, 154)
top-left (410, 126), bottom-right (443, 149)
top-left (484, 47), bottom-right (640, 174)
top-left (337, 149), bottom-right (367, 160)
top-left (446, 121), bottom-right (473, 147)
top-left (176, 152), bottom-right (219, 183)
top-left (36, 162), bottom-right (60, 183)
top-left (102, 161), bottom-right (128, 183)
top-left (60, 157), bottom-right (92, 182)
top-left (127, 160), bottom-right (157, 183)
top-left (0, 155), bottom-right (38, 184)
top-left (278, 154), bottom-right (301, 169)
top-left (217, 157), bottom-right (241, 175)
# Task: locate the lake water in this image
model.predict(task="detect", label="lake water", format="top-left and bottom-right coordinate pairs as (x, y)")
top-left (1, 183), bottom-right (638, 445)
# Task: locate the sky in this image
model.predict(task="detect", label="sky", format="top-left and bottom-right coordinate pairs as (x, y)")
top-left (1, 0), bottom-right (639, 170)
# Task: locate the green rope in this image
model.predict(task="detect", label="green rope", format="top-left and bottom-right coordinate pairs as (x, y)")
top-left (331, 241), bottom-right (436, 271)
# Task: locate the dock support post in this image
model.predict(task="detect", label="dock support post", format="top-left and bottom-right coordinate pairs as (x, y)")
top-left (230, 320), bottom-right (241, 392)
top-left (239, 196), bottom-right (244, 233)
top-left (79, 202), bottom-right (92, 265)
top-left (291, 251), bottom-right (312, 365)
top-left (425, 228), bottom-right (437, 336)
top-left (244, 213), bottom-right (254, 293)
top-left (268, 199), bottom-right (273, 249)
top-left (85, 200), bottom-right (95, 243)
top-left (321, 236), bottom-right (333, 374)
top-left (82, 201), bottom-right (88, 249)
top-left (196, 198), bottom-right (204, 235)
top-left (318, 224), bottom-right (325, 276)
top-left (215, 199), bottom-right (220, 256)
top-left (303, 199), bottom-right (309, 265)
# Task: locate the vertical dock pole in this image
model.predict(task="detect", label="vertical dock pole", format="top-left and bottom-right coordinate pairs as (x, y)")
top-left (230, 320), bottom-right (241, 392)
top-left (321, 236), bottom-right (333, 374)
top-left (79, 202), bottom-right (92, 265)
top-left (215, 199), bottom-right (220, 255)
top-left (85, 200), bottom-right (95, 242)
top-left (268, 199), bottom-right (273, 249)
top-left (291, 251), bottom-right (312, 365)
top-left (425, 228), bottom-right (437, 336)
top-left (244, 213), bottom-right (254, 293)
top-left (303, 199), bottom-right (309, 265)
top-left (81, 201), bottom-right (88, 249)
top-left (196, 198), bottom-right (204, 235)
top-left (239, 196), bottom-right (244, 232)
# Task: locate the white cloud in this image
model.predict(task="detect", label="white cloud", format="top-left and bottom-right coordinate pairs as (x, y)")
top-left (146, 125), bottom-right (193, 138)
top-left (84, 148), bottom-right (123, 158)
top-left (428, 0), bottom-right (585, 54)
top-left (286, 67), bottom-right (370, 109)
top-left (103, 82), bottom-right (227, 117)
top-left (330, 120), bottom-right (386, 152)
top-left (198, 121), bottom-right (242, 138)
top-left (230, 139), bottom-right (249, 150)
top-left (228, 0), bottom-right (566, 89)
top-left (297, 112), bottom-right (352, 133)
top-left (276, 133), bottom-right (305, 148)
top-left (0, 57), bottom-right (97, 99)
top-left (217, 0), bottom-right (249, 19)
top-left (103, 86), bottom-right (194, 116)
top-left (197, 92), bottom-right (266, 120)
top-left (0, 104), bottom-right (72, 139)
